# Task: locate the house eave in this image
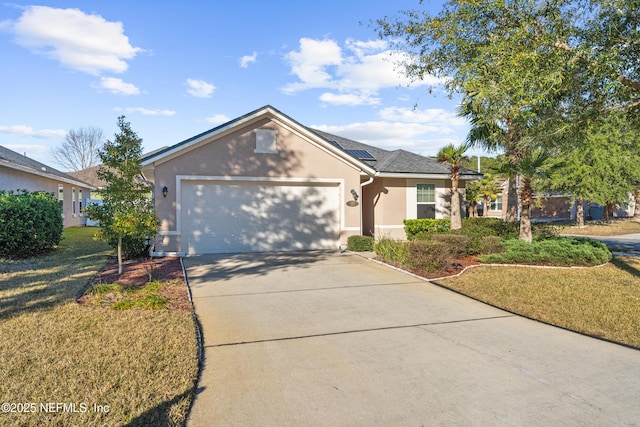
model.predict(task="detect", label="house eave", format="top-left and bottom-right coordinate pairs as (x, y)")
top-left (0, 160), bottom-right (97, 190)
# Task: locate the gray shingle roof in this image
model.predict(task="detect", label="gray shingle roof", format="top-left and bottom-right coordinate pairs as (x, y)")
top-left (309, 129), bottom-right (481, 177)
top-left (0, 145), bottom-right (94, 188)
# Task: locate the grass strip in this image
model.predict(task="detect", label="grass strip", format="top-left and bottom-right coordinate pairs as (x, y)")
top-left (558, 219), bottom-right (640, 236)
top-left (0, 227), bottom-right (198, 426)
top-left (436, 256), bottom-right (640, 348)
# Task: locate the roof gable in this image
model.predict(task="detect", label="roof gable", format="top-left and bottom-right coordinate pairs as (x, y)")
top-left (141, 105), bottom-right (483, 180)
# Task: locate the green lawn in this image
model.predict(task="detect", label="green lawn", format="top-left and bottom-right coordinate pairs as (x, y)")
top-left (0, 227), bottom-right (198, 427)
top-left (558, 218), bottom-right (640, 236)
top-left (436, 256), bottom-right (640, 348)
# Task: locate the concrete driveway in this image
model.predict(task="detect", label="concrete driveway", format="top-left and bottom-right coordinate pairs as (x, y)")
top-left (184, 251), bottom-right (640, 426)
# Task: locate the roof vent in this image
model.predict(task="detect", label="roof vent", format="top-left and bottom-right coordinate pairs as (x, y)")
top-left (346, 149), bottom-right (376, 161)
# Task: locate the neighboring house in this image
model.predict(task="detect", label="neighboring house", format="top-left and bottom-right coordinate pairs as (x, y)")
top-left (0, 145), bottom-right (95, 227)
top-left (141, 105), bottom-right (482, 256)
top-left (67, 165), bottom-right (106, 199)
top-left (483, 178), bottom-right (633, 221)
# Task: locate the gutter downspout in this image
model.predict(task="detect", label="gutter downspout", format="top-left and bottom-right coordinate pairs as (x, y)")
top-left (360, 175), bottom-right (375, 236)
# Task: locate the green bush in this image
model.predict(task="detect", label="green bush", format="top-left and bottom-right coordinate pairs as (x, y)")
top-left (461, 217), bottom-right (519, 240)
top-left (347, 235), bottom-right (374, 251)
top-left (0, 190), bottom-right (63, 258)
top-left (406, 240), bottom-right (452, 273)
top-left (429, 233), bottom-right (470, 258)
top-left (404, 218), bottom-right (450, 239)
top-left (107, 234), bottom-right (150, 259)
top-left (478, 237), bottom-right (611, 266)
top-left (374, 237), bottom-right (407, 266)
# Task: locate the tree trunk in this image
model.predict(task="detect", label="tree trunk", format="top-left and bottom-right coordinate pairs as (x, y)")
top-left (576, 198), bottom-right (585, 228)
top-left (635, 189), bottom-right (640, 222)
top-left (450, 178), bottom-right (462, 230)
top-left (117, 234), bottom-right (123, 275)
top-left (505, 175), bottom-right (518, 222)
top-left (482, 196), bottom-right (490, 217)
top-left (519, 178), bottom-right (533, 243)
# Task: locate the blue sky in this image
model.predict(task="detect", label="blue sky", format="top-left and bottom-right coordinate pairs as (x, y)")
top-left (0, 1), bottom-right (477, 170)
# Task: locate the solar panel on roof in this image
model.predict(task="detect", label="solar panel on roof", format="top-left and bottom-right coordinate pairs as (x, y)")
top-left (329, 140), bottom-right (345, 150)
top-left (346, 149), bottom-right (376, 160)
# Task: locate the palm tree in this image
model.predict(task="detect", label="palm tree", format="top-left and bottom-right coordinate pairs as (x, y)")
top-left (437, 143), bottom-right (470, 230)
top-left (465, 181), bottom-right (481, 218)
top-left (515, 149), bottom-right (552, 243)
top-left (477, 178), bottom-right (500, 217)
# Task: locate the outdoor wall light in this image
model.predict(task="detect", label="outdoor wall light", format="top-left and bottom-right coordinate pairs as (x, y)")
top-left (350, 189), bottom-right (359, 201)
top-left (162, 186), bottom-right (168, 198)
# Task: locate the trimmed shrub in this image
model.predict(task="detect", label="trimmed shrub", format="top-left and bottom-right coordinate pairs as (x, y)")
top-left (478, 237), bottom-right (611, 266)
top-left (461, 217), bottom-right (519, 240)
top-left (347, 235), bottom-right (374, 252)
top-left (406, 240), bottom-right (451, 273)
top-left (472, 235), bottom-right (504, 255)
top-left (429, 233), bottom-right (470, 258)
top-left (404, 218), bottom-right (450, 239)
top-left (374, 237), bottom-right (407, 266)
top-left (107, 234), bottom-right (150, 260)
top-left (0, 190), bottom-right (63, 258)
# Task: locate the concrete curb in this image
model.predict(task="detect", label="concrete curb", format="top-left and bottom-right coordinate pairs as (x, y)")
top-left (180, 256), bottom-right (205, 426)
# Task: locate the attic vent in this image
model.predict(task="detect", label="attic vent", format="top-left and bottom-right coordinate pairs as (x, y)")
top-left (346, 149), bottom-right (376, 161)
top-left (329, 140), bottom-right (344, 150)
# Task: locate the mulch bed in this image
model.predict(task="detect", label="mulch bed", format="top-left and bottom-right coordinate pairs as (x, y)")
top-left (383, 255), bottom-right (480, 280)
top-left (79, 256), bottom-right (191, 311)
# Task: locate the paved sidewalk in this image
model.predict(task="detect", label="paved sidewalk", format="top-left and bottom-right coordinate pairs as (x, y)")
top-left (563, 233), bottom-right (640, 256)
top-left (184, 251), bottom-right (640, 426)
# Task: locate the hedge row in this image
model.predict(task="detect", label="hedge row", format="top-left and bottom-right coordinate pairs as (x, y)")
top-left (0, 190), bottom-right (63, 258)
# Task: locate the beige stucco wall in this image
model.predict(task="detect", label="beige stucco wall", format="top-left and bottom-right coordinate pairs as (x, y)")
top-left (362, 177), bottom-right (408, 240)
top-left (0, 167), bottom-right (91, 227)
top-left (148, 119), bottom-right (365, 253)
top-left (362, 177), bottom-right (464, 241)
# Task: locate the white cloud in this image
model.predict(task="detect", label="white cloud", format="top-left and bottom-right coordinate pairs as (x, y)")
top-left (282, 37), bottom-right (442, 105)
top-left (379, 107), bottom-right (467, 130)
top-left (0, 125), bottom-right (66, 139)
top-left (283, 38), bottom-right (342, 93)
top-left (186, 79), bottom-right (215, 98)
top-left (311, 106), bottom-right (470, 155)
top-left (319, 92), bottom-right (380, 106)
top-left (239, 52), bottom-right (257, 68)
top-left (205, 114), bottom-right (231, 124)
top-left (7, 6), bottom-right (141, 75)
top-left (96, 77), bottom-right (140, 95)
top-left (117, 107), bottom-right (175, 116)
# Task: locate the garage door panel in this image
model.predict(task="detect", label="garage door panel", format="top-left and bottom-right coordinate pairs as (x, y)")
top-left (182, 181), bottom-right (339, 254)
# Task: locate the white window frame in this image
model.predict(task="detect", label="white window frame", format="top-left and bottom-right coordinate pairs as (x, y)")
top-left (490, 194), bottom-right (503, 211)
top-left (58, 185), bottom-right (64, 218)
top-left (417, 183), bottom-right (436, 219)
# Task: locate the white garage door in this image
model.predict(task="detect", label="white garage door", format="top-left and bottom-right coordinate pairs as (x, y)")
top-left (181, 181), bottom-right (340, 254)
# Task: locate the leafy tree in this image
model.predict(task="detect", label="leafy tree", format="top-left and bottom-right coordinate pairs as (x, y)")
top-left (437, 143), bottom-right (470, 230)
top-left (52, 127), bottom-right (104, 171)
top-left (377, 0), bottom-right (640, 239)
top-left (547, 113), bottom-right (640, 226)
top-left (85, 117), bottom-right (159, 274)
